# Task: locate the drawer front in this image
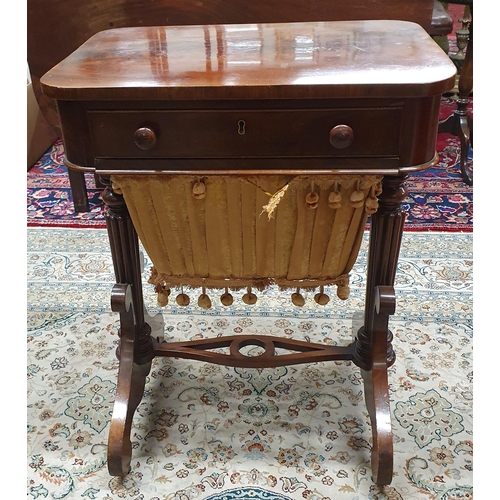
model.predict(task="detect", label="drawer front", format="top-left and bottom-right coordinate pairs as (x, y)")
top-left (88, 108), bottom-right (401, 159)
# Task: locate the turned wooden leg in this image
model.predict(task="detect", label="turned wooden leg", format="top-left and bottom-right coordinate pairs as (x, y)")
top-left (354, 174), bottom-right (407, 485)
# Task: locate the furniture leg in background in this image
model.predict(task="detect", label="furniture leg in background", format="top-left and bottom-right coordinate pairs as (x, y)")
top-left (438, 0), bottom-right (473, 185)
top-left (67, 167), bottom-right (104, 212)
top-left (67, 168), bottom-right (89, 212)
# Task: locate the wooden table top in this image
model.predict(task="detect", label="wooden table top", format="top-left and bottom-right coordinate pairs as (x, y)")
top-left (41, 20), bottom-right (456, 101)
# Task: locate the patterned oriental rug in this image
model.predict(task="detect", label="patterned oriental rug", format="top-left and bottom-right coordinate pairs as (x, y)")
top-left (27, 227), bottom-right (473, 499)
top-left (27, 98), bottom-right (472, 232)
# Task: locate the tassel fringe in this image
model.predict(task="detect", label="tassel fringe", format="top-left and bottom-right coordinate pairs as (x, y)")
top-left (149, 268), bottom-right (351, 309)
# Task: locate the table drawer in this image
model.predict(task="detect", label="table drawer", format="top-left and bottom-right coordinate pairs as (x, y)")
top-left (88, 108), bottom-right (401, 159)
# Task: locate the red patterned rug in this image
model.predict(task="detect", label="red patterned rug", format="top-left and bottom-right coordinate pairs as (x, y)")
top-left (27, 98), bottom-right (472, 232)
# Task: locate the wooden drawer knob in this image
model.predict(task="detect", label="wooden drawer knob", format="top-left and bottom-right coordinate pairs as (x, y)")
top-left (134, 127), bottom-right (157, 150)
top-left (329, 124), bottom-right (354, 149)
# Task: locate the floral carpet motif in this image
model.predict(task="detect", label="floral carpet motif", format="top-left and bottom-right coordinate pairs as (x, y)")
top-left (27, 228), bottom-right (472, 499)
top-left (26, 99), bottom-right (472, 232)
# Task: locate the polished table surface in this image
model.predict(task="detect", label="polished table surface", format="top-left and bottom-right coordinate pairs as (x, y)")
top-left (42, 20), bottom-right (454, 100)
top-left (41, 21), bottom-right (456, 484)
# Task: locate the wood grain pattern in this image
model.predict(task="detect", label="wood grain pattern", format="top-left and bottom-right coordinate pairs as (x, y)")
top-left (41, 21), bottom-right (455, 101)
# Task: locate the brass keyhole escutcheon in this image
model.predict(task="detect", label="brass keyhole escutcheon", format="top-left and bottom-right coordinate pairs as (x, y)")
top-left (237, 120), bottom-right (246, 135)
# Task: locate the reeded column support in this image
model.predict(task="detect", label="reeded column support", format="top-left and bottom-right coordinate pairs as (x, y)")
top-left (100, 175), bottom-right (155, 365)
top-left (354, 174), bottom-right (407, 370)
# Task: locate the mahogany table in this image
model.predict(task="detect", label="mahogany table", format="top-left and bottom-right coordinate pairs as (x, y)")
top-left (41, 20), bottom-right (456, 485)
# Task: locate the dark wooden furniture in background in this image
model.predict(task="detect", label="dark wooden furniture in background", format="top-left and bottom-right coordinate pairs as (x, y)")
top-left (41, 20), bottom-right (455, 485)
top-left (28, 0), bottom-right (451, 212)
top-left (438, 0), bottom-right (473, 185)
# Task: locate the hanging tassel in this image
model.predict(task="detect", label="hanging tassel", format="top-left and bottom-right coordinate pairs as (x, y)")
top-left (192, 180), bottom-right (206, 199)
top-left (242, 286), bottom-right (257, 305)
top-left (328, 184), bottom-right (342, 209)
top-left (111, 182), bottom-right (123, 195)
top-left (156, 285), bottom-right (171, 307)
top-left (365, 196), bottom-right (379, 215)
top-left (350, 180), bottom-right (365, 208)
top-left (291, 287), bottom-right (305, 307)
top-left (365, 184), bottom-right (380, 215)
top-left (314, 286), bottom-right (330, 305)
top-left (336, 282), bottom-right (350, 300)
top-left (305, 183), bottom-right (319, 210)
top-left (198, 287), bottom-right (212, 309)
top-left (220, 287), bottom-right (234, 306)
top-left (176, 287), bottom-right (190, 306)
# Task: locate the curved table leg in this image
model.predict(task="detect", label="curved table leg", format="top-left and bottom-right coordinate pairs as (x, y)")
top-left (361, 286), bottom-right (396, 486)
top-left (108, 284), bottom-right (153, 477)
